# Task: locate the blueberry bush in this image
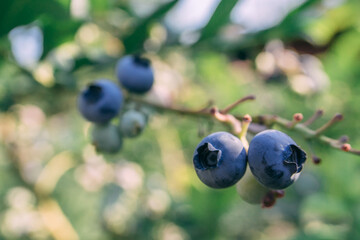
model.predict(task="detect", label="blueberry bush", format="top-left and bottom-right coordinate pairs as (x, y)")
top-left (1, 0), bottom-right (360, 239)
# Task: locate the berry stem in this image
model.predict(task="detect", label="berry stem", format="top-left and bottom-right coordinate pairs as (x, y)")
top-left (239, 114), bottom-right (252, 152)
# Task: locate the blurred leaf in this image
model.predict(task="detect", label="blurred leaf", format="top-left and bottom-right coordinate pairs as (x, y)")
top-left (73, 57), bottom-right (99, 71)
top-left (301, 193), bottom-right (351, 222)
top-left (0, 0), bottom-right (70, 38)
top-left (122, 0), bottom-right (177, 53)
top-left (325, 29), bottom-right (360, 78)
top-left (57, 0), bottom-right (71, 8)
top-left (255, 0), bottom-right (321, 40)
top-left (198, 0), bottom-right (238, 42)
top-left (299, 193), bottom-right (351, 240)
top-left (41, 19), bottom-right (83, 57)
top-left (71, 56), bottom-right (117, 74)
top-left (114, 1), bottom-right (135, 16)
top-left (90, 0), bottom-right (110, 15)
top-left (100, 183), bottom-right (123, 212)
top-left (222, 0), bottom-right (321, 54)
top-left (304, 3), bottom-right (358, 45)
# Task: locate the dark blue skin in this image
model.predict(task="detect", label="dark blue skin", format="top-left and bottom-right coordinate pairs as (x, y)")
top-left (78, 79), bottom-right (123, 124)
top-left (193, 132), bottom-right (247, 189)
top-left (248, 130), bottom-right (307, 190)
top-left (116, 55), bottom-right (154, 94)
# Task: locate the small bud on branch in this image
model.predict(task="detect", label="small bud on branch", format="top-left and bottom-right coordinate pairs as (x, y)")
top-left (287, 113), bottom-right (303, 128)
top-left (338, 135), bottom-right (349, 143)
top-left (312, 156), bottom-right (321, 165)
top-left (341, 143), bottom-right (351, 152)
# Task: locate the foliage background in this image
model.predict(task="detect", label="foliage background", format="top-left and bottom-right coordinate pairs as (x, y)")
top-left (0, 0), bottom-right (360, 239)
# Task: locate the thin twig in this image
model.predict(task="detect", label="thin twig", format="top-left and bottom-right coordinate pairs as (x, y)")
top-left (303, 109), bottom-right (324, 126)
top-left (314, 113), bottom-right (343, 135)
top-left (211, 107), bottom-right (242, 135)
top-left (128, 96), bottom-right (212, 117)
top-left (272, 117), bottom-right (360, 156)
top-left (220, 95), bottom-right (255, 114)
top-left (127, 96), bottom-right (360, 157)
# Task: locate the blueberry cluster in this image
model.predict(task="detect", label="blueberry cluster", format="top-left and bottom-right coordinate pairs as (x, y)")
top-left (193, 129), bottom-right (307, 206)
top-left (77, 55), bottom-right (154, 153)
top-left (77, 55), bottom-right (308, 207)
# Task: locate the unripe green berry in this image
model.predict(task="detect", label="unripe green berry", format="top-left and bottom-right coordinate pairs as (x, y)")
top-left (91, 123), bottom-right (123, 153)
top-left (236, 167), bottom-right (270, 204)
top-left (119, 109), bottom-right (147, 138)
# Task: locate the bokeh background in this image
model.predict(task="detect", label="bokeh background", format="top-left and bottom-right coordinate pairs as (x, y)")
top-left (1, 0), bottom-right (360, 239)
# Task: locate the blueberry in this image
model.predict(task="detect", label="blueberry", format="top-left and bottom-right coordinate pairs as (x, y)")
top-left (119, 109), bottom-right (147, 138)
top-left (248, 129), bottom-right (307, 189)
top-left (91, 123), bottom-right (123, 153)
top-left (115, 55), bottom-right (154, 94)
top-left (78, 79), bottom-right (123, 124)
top-left (193, 132), bottom-right (247, 189)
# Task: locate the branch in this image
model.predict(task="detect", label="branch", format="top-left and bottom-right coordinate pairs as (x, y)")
top-left (220, 95), bottom-right (256, 114)
top-left (252, 115), bottom-right (359, 156)
top-left (127, 96), bottom-right (360, 157)
top-left (303, 109), bottom-right (324, 126)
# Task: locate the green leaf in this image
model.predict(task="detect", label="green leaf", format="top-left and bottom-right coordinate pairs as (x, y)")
top-left (198, 0), bottom-right (239, 42)
top-left (41, 19), bottom-right (83, 57)
top-left (89, 0), bottom-right (110, 15)
top-left (122, 0), bottom-right (178, 54)
top-left (0, 0), bottom-right (70, 38)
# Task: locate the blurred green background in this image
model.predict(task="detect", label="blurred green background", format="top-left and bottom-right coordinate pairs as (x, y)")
top-left (1, 0), bottom-right (360, 239)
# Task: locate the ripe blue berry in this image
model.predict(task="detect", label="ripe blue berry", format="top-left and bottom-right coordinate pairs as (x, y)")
top-left (119, 109), bottom-right (147, 138)
top-left (78, 79), bottom-right (123, 124)
top-left (193, 132), bottom-right (247, 189)
top-left (91, 123), bottom-right (123, 153)
top-left (115, 55), bottom-right (154, 94)
top-left (248, 130), bottom-right (307, 190)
